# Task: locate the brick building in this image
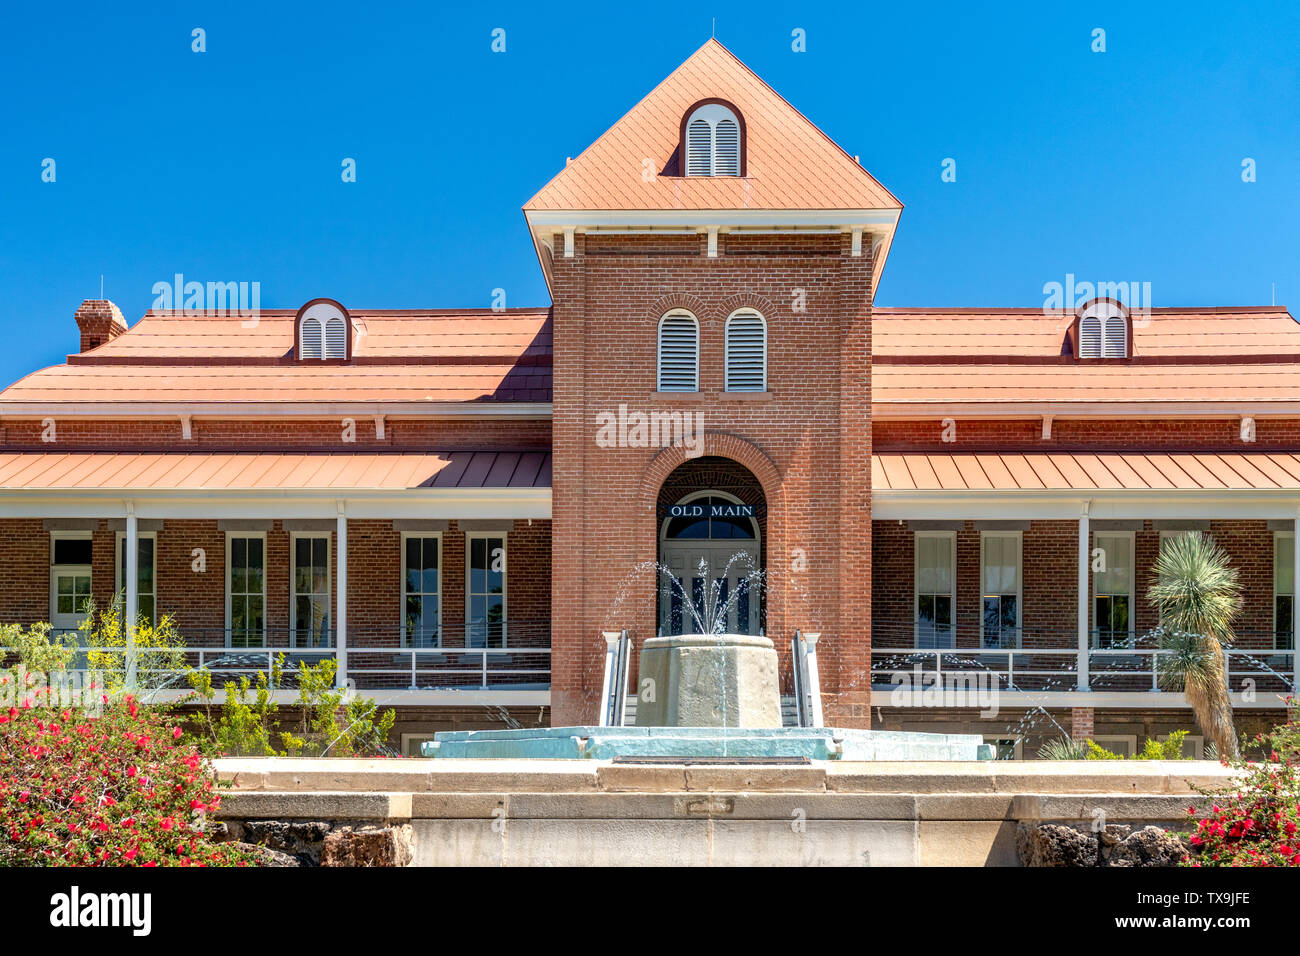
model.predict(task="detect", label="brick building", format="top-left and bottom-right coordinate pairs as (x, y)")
top-left (1, 40), bottom-right (1296, 755)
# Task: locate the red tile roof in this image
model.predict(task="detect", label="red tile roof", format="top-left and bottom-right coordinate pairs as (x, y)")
top-left (0, 309), bottom-right (553, 408)
top-left (872, 307), bottom-right (1300, 412)
top-left (0, 451), bottom-right (551, 491)
top-left (524, 39), bottom-right (900, 213)
top-left (873, 307), bottom-right (1300, 358)
top-left (873, 452), bottom-right (1300, 491)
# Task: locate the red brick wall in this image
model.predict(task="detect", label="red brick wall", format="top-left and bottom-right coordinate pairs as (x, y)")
top-left (548, 231), bottom-right (874, 726)
top-left (873, 417), bottom-right (1300, 451)
top-left (0, 418), bottom-right (549, 450)
top-left (872, 518), bottom-right (1283, 649)
top-left (0, 518), bottom-right (551, 653)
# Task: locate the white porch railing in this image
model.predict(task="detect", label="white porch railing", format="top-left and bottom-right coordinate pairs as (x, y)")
top-left (870, 646), bottom-right (1297, 697)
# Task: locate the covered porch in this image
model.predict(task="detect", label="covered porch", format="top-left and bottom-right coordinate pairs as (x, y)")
top-left (0, 450), bottom-right (553, 706)
top-left (871, 450), bottom-right (1300, 711)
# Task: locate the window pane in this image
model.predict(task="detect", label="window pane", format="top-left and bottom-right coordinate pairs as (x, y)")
top-left (406, 538), bottom-right (421, 576)
top-left (934, 595), bottom-right (952, 628)
top-left (1000, 595), bottom-right (1017, 629)
top-left (232, 537), bottom-right (246, 569)
top-left (1277, 536), bottom-right (1295, 596)
top-left (1094, 534), bottom-right (1131, 595)
top-left (423, 537), bottom-right (438, 570)
top-left (53, 538), bottom-right (92, 565)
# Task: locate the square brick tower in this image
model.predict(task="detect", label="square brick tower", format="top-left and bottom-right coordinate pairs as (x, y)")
top-left (525, 39), bottom-right (902, 727)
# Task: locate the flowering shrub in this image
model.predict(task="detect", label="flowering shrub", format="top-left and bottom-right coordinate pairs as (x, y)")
top-left (1186, 703), bottom-right (1300, 866)
top-left (0, 695), bottom-right (250, 866)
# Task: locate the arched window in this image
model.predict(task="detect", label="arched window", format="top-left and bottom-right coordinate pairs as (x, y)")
top-left (296, 298), bottom-right (352, 361)
top-left (1077, 299), bottom-right (1129, 360)
top-left (682, 101), bottom-right (744, 177)
top-left (725, 309), bottom-right (767, 391)
top-left (300, 317), bottom-right (323, 359)
top-left (324, 316), bottom-right (348, 359)
top-left (658, 310), bottom-right (699, 392)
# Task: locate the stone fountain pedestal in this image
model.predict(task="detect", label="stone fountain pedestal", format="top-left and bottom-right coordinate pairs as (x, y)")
top-left (634, 633), bottom-right (781, 728)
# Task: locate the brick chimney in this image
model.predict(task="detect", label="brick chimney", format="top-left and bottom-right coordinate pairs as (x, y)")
top-left (73, 299), bottom-right (128, 353)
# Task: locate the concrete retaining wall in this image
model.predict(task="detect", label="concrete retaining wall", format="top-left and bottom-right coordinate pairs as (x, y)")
top-left (214, 758), bottom-right (1239, 866)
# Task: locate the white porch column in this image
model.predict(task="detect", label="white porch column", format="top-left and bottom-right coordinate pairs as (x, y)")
top-left (335, 502), bottom-right (348, 689)
top-left (1077, 502), bottom-right (1090, 691)
top-left (125, 502), bottom-right (139, 690)
top-left (1293, 512), bottom-right (1299, 695)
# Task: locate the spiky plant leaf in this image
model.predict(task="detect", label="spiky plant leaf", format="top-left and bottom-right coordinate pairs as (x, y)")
top-left (1146, 532), bottom-right (1241, 759)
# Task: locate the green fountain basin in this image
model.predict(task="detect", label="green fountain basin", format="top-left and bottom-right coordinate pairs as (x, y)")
top-left (422, 726), bottom-right (994, 761)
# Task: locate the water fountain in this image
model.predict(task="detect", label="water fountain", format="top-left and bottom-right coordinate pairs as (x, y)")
top-left (426, 556), bottom-right (993, 760)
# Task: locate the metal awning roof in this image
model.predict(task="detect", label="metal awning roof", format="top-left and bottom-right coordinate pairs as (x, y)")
top-left (0, 451), bottom-right (551, 492)
top-left (872, 452), bottom-right (1300, 491)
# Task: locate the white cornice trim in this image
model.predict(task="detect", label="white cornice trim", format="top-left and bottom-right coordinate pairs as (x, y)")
top-left (0, 401), bottom-right (553, 420)
top-left (0, 488), bottom-right (552, 520)
top-left (872, 402), bottom-right (1300, 419)
top-left (525, 208), bottom-right (900, 229)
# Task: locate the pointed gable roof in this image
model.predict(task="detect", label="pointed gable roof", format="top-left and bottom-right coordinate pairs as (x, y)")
top-left (524, 39), bottom-right (900, 213)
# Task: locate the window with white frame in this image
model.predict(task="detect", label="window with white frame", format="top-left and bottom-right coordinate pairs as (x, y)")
top-left (1091, 734), bottom-right (1138, 757)
top-left (467, 535), bottom-right (506, 648)
top-left (657, 310), bottom-right (699, 392)
top-left (981, 532), bottom-right (1021, 649)
top-left (115, 531), bottom-right (157, 626)
top-left (1092, 532), bottom-right (1133, 648)
top-left (403, 535), bottom-right (441, 648)
top-left (50, 533), bottom-right (93, 633)
top-left (915, 532), bottom-right (955, 649)
top-left (227, 534), bottom-right (266, 648)
top-left (1158, 733), bottom-right (1206, 759)
top-left (1276, 532), bottom-right (1294, 651)
top-left (684, 103), bottom-right (741, 176)
top-left (292, 534), bottom-right (331, 648)
top-left (724, 309), bottom-right (766, 392)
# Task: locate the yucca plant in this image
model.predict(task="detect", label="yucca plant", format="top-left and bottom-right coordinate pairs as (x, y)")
top-left (1147, 532), bottom-right (1241, 759)
top-left (1037, 735), bottom-right (1087, 760)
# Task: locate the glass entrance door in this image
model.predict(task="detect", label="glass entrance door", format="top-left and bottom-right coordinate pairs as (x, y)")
top-left (659, 544), bottom-right (760, 636)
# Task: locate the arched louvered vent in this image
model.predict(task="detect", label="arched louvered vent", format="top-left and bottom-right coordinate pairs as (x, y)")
top-left (658, 310), bottom-right (699, 392)
top-left (324, 316), bottom-right (348, 359)
top-left (300, 317), bottom-right (323, 359)
top-left (681, 102), bottom-right (743, 177)
top-left (714, 119), bottom-right (740, 176)
top-left (1102, 314), bottom-right (1127, 358)
top-left (1078, 315), bottom-right (1102, 358)
top-left (725, 310), bottom-right (767, 392)
top-left (686, 119), bottom-right (712, 176)
top-left (295, 299), bottom-right (352, 362)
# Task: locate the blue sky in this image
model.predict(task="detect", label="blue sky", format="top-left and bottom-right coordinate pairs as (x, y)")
top-left (1, 1), bottom-right (1297, 386)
